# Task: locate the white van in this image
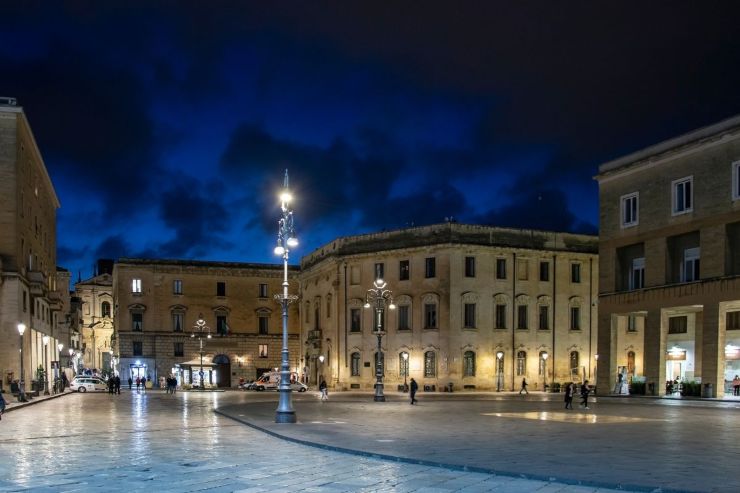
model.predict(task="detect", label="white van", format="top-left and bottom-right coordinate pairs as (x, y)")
top-left (251, 371), bottom-right (306, 392)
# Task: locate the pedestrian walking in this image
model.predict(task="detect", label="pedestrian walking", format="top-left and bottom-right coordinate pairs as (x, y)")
top-left (128, 377), bottom-right (133, 390)
top-left (580, 380), bottom-right (591, 409)
top-left (564, 382), bottom-right (574, 409)
top-left (114, 376), bottom-right (121, 395)
top-left (319, 379), bottom-right (328, 401)
top-left (170, 376), bottom-right (177, 394)
top-left (732, 375), bottom-right (740, 396)
top-left (141, 376), bottom-right (147, 392)
top-left (0, 390), bottom-right (6, 420)
top-left (409, 378), bottom-right (418, 405)
top-left (135, 377), bottom-right (141, 392)
top-left (519, 377), bottom-right (529, 395)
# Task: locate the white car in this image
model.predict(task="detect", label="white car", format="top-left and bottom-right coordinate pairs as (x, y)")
top-left (70, 376), bottom-right (108, 392)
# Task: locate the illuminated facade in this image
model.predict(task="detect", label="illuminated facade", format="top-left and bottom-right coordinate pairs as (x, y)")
top-left (300, 223), bottom-right (598, 391)
top-left (112, 258), bottom-right (300, 387)
top-left (596, 114), bottom-right (740, 397)
top-left (75, 263), bottom-right (115, 374)
top-left (0, 100), bottom-right (65, 393)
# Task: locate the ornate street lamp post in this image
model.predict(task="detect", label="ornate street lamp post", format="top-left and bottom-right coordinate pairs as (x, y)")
top-left (17, 323), bottom-right (27, 402)
top-left (42, 335), bottom-right (50, 395)
top-left (191, 314), bottom-right (211, 390)
top-left (364, 278), bottom-right (395, 402)
top-left (401, 351), bottom-right (409, 392)
top-left (542, 351), bottom-right (549, 391)
top-left (274, 170), bottom-right (299, 423)
top-left (496, 351), bottom-right (504, 392)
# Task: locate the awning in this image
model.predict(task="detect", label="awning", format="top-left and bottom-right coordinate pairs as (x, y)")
top-left (179, 355), bottom-right (217, 367)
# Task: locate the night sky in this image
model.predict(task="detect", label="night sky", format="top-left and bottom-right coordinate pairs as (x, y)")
top-left (3, 2), bottom-right (740, 283)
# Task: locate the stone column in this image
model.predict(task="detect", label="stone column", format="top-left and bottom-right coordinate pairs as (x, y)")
top-left (643, 309), bottom-right (665, 396)
top-left (700, 302), bottom-right (722, 398)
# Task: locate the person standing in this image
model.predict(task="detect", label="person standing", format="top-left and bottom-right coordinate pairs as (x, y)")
top-left (732, 375), bottom-right (740, 396)
top-left (0, 390), bottom-right (6, 420)
top-left (580, 380), bottom-right (591, 409)
top-left (141, 376), bottom-right (147, 392)
top-left (135, 377), bottom-right (141, 392)
top-left (319, 379), bottom-right (328, 401)
top-left (564, 382), bottom-right (574, 410)
top-left (519, 378), bottom-right (529, 395)
top-left (409, 378), bottom-right (418, 405)
top-left (128, 377), bottom-right (133, 390)
top-left (114, 376), bottom-right (121, 395)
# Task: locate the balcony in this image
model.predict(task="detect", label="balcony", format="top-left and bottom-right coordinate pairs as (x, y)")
top-left (48, 291), bottom-right (63, 311)
top-left (27, 270), bottom-right (47, 296)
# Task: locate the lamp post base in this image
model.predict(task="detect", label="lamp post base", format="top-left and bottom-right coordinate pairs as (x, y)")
top-left (373, 395), bottom-right (386, 402)
top-left (275, 410), bottom-right (297, 423)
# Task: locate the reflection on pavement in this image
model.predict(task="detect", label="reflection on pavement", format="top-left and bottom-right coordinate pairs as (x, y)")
top-left (482, 411), bottom-right (663, 424)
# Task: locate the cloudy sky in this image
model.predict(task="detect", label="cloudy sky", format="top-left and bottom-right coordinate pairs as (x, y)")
top-left (3, 2), bottom-right (740, 282)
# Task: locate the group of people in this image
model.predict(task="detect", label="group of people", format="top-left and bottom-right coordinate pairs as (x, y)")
top-left (563, 380), bottom-right (591, 409)
top-left (164, 376), bottom-right (178, 394)
top-left (107, 376), bottom-right (122, 394)
top-left (127, 376), bottom-right (148, 392)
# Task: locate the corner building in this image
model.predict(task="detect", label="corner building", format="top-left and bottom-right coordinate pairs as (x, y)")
top-left (300, 223), bottom-right (598, 391)
top-left (0, 100), bottom-right (65, 393)
top-left (113, 259), bottom-right (300, 387)
top-left (596, 115), bottom-right (740, 397)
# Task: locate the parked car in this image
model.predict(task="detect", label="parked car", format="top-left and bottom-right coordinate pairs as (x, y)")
top-left (70, 376), bottom-right (107, 392)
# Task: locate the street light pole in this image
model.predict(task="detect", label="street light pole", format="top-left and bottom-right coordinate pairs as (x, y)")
top-left (274, 169), bottom-right (299, 424)
top-left (42, 335), bottom-right (50, 395)
top-left (542, 352), bottom-right (549, 391)
top-left (191, 314), bottom-right (211, 390)
top-left (364, 278), bottom-right (395, 402)
top-left (402, 352), bottom-right (409, 392)
top-left (496, 351), bottom-right (504, 392)
top-left (17, 323), bottom-right (27, 402)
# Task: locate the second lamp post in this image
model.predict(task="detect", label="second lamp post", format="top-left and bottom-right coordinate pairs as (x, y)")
top-left (364, 278), bottom-right (395, 402)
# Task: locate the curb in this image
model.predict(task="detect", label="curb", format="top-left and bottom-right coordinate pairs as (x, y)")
top-left (3, 390), bottom-right (73, 413)
top-left (214, 407), bottom-right (698, 493)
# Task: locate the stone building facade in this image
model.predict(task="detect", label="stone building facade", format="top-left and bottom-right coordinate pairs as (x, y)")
top-left (596, 114), bottom-right (740, 397)
top-left (113, 258), bottom-right (300, 387)
top-left (75, 268), bottom-right (115, 374)
top-left (299, 223), bottom-right (598, 391)
top-left (0, 99), bottom-right (65, 393)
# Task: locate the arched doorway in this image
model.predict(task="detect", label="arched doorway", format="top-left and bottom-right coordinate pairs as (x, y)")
top-left (213, 354), bottom-right (231, 387)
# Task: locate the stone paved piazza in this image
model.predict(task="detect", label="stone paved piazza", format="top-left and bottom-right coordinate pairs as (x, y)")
top-left (1, 390), bottom-right (738, 492)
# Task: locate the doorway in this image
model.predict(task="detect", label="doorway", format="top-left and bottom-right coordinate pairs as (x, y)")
top-left (213, 354), bottom-right (231, 387)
